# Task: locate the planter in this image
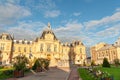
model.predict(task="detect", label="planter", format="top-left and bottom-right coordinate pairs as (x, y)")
top-left (13, 70), bottom-right (24, 78)
top-left (36, 67), bottom-right (42, 72)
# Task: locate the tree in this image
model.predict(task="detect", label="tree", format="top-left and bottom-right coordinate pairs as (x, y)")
top-left (102, 58), bottom-right (110, 68)
top-left (114, 59), bottom-right (119, 67)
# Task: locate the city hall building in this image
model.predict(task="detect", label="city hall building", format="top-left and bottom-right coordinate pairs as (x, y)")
top-left (0, 23), bottom-right (86, 67)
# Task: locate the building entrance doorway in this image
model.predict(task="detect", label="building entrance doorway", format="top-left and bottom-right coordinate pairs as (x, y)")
top-left (47, 54), bottom-right (51, 60)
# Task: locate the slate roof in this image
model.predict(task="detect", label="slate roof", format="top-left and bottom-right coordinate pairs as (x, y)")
top-left (39, 28), bottom-right (58, 40)
top-left (97, 44), bottom-right (116, 51)
top-left (0, 33), bottom-right (13, 40)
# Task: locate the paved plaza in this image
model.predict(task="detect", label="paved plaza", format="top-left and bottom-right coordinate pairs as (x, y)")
top-left (7, 67), bottom-right (69, 80)
top-left (7, 66), bottom-right (81, 80)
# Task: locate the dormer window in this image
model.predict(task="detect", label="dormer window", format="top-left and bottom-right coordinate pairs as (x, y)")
top-left (19, 40), bottom-right (22, 44)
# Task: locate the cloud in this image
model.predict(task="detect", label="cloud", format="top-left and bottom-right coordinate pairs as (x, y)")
top-left (5, 21), bottom-right (46, 40)
top-left (5, 0), bottom-right (20, 4)
top-left (44, 10), bottom-right (60, 18)
top-left (24, 0), bottom-right (60, 18)
top-left (116, 8), bottom-right (120, 12)
top-left (0, 1), bottom-right (120, 47)
top-left (54, 9), bottom-right (120, 46)
top-left (0, 3), bottom-right (31, 26)
top-left (96, 23), bottom-right (120, 38)
top-left (84, 11), bottom-right (120, 30)
top-left (55, 21), bottom-right (83, 33)
top-left (25, 0), bottom-right (56, 10)
top-left (73, 12), bottom-right (81, 16)
top-left (54, 21), bottom-right (83, 42)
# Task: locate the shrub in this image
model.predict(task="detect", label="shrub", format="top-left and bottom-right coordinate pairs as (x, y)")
top-left (32, 58), bottom-right (50, 71)
top-left (114, 59), bottom-right (119, 67)
top-left (3, 70), bottom-right (13, 75)
top-left (13, 55), bottom-right (29, 71)
top-left (44, 59), bottom-right (50, 70)
top-left (102, 58), bottom-right (110, 68)
top-left (32, 59), bottom-right (41, 70)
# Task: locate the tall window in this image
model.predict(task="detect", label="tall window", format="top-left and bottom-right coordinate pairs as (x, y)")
top-left (0, 43), bottom-right (5, 50)
top-left (29, 47), bottom-right (32, 52)
top-left (80, 48), bottom-right (82, 53)
top-left (47, 44), bottom-right (51, 52)
top-left (18, 47), bottom-right (21, 52)
top-left (62, 49), bottom-right (63, 53)
top-left (40, 44), bottom-right (44, 52)
top-left (54, 45), bottom-right (57, 52)
top-left (24, 47), bottom-right (26, 52)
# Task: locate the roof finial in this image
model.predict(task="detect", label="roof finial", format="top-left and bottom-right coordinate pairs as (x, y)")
top-left (48, 22), bottom-right (51, 29)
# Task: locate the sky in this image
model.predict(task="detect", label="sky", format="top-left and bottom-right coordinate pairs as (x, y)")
top-left (0, 0), bottom-right (120, 46)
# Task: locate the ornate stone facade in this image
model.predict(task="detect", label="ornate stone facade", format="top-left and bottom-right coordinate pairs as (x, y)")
top-left (91, 41), bottom-right (120, 65)
top-left (0, 23), bottom-right (86, 67)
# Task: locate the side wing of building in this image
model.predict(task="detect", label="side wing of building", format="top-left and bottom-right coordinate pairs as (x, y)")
top-left (91, 42), bottom-right (120, 65)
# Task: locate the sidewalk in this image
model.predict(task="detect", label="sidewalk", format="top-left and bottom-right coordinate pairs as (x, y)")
top-left (67, 66), bottom-right (82, 80)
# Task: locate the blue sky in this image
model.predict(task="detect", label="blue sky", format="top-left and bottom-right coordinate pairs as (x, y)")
top-left (0, 0), bottom-right (120, 46)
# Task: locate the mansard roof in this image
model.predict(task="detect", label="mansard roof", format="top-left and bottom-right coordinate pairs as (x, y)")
top-left (0, 33), bottom-right (13, 40)
top-left (39, 23), bottom-right (58, 40)
top-left (97, 44), bottom-right (116, 51)
top-left (40, 29), bottom-right (57, 40)
top-left (70, 41), bottom-right (84, 47)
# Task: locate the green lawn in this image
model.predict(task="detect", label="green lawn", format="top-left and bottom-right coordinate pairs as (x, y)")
top-left (96, 66), bottom-right (120, 80)
top-left (78, 66), bottom-right (120, 80)
top-left (78, 68), bottom-right (95, 80)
